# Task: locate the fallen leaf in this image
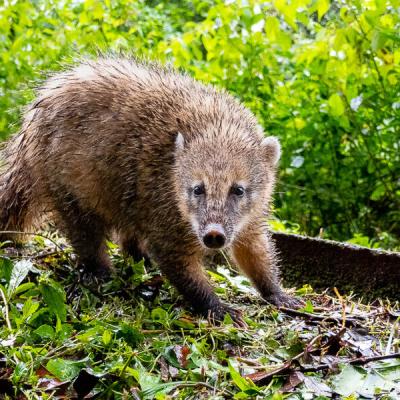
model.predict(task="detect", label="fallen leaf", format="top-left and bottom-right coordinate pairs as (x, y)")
top-left (280, 370), bottom-right (304, 392)
top-left (164, 345), bottom-right (194, 369)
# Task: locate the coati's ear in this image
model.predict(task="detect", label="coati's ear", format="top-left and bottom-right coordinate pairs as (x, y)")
top-left (175, 132), bottom-right (185, 152)
top-left (261, 136), bottom-right (281, 165)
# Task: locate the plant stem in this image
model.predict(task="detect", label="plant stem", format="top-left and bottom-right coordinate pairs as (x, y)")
top-left (0, 287), bottom-right (12, 330)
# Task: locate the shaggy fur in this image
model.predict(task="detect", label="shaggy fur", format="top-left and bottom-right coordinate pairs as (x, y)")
top-left (0, 57), bottom-right (298, 324)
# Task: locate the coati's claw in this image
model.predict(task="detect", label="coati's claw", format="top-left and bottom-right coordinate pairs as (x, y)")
top-left (266, 292), bottom-right (305, 309)
top-left (83, 264), bottom-right (112, 280)
top-left (76, 258), bottom-right (113, 285)
top-left (207, 305), bottom-right (248, 328)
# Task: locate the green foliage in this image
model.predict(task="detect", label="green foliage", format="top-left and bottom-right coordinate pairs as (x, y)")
top-left (46, 357), bottom-right (86, 381)
top-left (0, 238), bottom-right (399, 398)
top-left (39, 277), bottom-right (67, 323)
top-left (0, 0), bottom-right (399, 247)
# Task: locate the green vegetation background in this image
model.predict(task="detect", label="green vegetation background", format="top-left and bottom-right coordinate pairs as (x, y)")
top-left (0, 0), bottom-right (399, 249)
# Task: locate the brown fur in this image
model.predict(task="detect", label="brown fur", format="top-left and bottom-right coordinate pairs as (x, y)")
top-left (0, 57), bottom-right (299, 324)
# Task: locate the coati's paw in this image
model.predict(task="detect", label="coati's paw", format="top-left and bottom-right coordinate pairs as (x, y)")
top-left (78, 259), bottom-right (113, 281)
top-left (207, 304), bottom-right (248, 328)
top-left (266, 292), bottom-right (305, 309)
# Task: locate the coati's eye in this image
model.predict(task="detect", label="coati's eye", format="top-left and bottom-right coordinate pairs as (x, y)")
top-left (230, 185), bottom-right (245, 197)
top-left (193, 185), bottom-right (205, 196)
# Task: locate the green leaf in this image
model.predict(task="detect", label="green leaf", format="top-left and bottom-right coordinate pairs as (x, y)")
top-left (375, 361), bottom-right (400, 380)
top-left (347, 234), bottom-right (372, 248)
top-left (39, 279), bottom-right (67, 322)
top-left (370, 184), bottom-right (386, 201)
top-left (328, 93), bottom-right (345, 116)
top-left (228, 360), bottom-right (258, 393)
top-left (371, 30), bottom-right (387, 51)
top-left (57, 323), bottom-right (73, 341)
top-left (274, 0), bottom-right (297, 30)
top-left (46, 358), bottom-right (86, 381)
top-left (151, 308), bottom-right (169, 324)
top-left (14, 282), bottom-right (36, 296)
top-left (317, 0), bottom-right (330, 21)
top-left (333, 365), bottom-right (366, 396)
top-left (300, 300), bottom-right (314, 313)
top-left (141, 381), bottom-right (184, 399)
top-left (0, 257), bottom-right (13, 283)
top-left (7, 260), bottom-right (36, 297)
top-left (22, 297), bottom-right (40, 320)
top-left (265, 16), bottom-right (280, 42)
top-left (359, 370), bottom-right (398, 397)
top-left (76, 326), bottom-right (103, 343)
top-left (34, 324), bottom-right (55, 340)
top-left (102, 329), bottom-right (112, 346)
top-left (116, 324), bottom-right (144, 347)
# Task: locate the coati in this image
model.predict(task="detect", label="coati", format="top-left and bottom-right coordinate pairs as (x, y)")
top-left (0, 57), bottom-right (300, 325)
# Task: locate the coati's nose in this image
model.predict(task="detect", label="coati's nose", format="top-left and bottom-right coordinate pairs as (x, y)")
top-left (203, 225), bottom-right (226, 249)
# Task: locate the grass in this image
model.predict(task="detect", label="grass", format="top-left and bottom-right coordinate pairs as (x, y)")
top-left (0, 232), bottom-right (399, 399)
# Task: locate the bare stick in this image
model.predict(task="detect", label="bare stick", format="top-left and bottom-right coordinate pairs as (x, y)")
top-left (0, 230), bottom-right (65, 251)
top-left (279, 306), bottom-right (361, 327)
top-left (246, 351), bottom-right (400, 385)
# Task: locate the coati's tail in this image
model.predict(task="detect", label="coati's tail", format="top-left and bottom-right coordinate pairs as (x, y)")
top-left (0, 145), bottom-right (35, 243)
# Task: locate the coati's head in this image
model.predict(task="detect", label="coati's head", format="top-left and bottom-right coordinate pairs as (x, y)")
top-left (173, 131), bottom-right (280, 250)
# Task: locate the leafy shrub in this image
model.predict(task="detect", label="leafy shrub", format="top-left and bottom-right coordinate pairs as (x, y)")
top-left (0, 0), bottom-right (399, 248)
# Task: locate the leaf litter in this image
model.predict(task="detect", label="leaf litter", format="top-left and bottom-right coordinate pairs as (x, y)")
top-left (0, 234), bottom-right (399, 399)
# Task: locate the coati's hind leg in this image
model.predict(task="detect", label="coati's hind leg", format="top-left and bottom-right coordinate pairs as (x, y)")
top-left (120, 233), bottom-right (151, 267)
top-left (0, 168), bottom-right (35, 244)
top-left (54, 192), bottom-right (112, 278)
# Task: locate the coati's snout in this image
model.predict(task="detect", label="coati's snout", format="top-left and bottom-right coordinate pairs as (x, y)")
top-left (202, 224), bottom-right (226, 249)
top-left (186, 183), bottom-right (237, 249)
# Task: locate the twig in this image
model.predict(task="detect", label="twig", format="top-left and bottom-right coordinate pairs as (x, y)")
top-left (0, 231), bottom-right (65, 251)
top-left (279, 306), bottom-right (360, 327)
top-left (119, 353), bottom-right (135, 377)
top-left (245, 362), bottom-right (291, 384)
top-left (5, 251), bottom-right (62, 260)
top-left (246, 350), bottom-right (400, 385)
top-left (140, 324), bottom-right (250, 335)
top-left (333, 287), bottom-right (347, 329)
top-left (236, 357), bottom-right (262, 367)
top-left (350, 352), bottom-right (400, 365)
top-left (244, 334), bottom-right (324, 384)
top-left (171, 382), bottom-right (234, 397)
top-left (385, 318), bottom-right (399, 355)
top-left (301, 352), bottom-right (400, 373)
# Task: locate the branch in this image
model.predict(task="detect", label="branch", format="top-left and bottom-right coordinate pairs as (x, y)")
top-left (0, 231), bottom-right (65, 251)
top-left (246, 352), bottom-right (400, 386)
top-left (279, 306), bottom-right (361, 327)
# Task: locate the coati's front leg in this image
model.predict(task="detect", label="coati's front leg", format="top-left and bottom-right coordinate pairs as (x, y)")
top-left (232, 229), bottom-right (302, 308)
top-left (153, 248), bottom-right (246, 326)
top-left (119, 233), bottom-right (151, 267)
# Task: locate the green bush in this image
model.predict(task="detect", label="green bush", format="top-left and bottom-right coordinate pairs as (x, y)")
top-left (0, 0), bottom-right (399, 248)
